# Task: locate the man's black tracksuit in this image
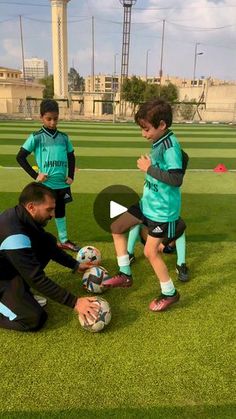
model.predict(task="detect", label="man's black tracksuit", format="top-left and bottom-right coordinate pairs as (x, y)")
top-left (0, 205), bottom-right (78, 332)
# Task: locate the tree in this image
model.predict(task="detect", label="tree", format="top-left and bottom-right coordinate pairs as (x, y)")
top-left (144, 83), bottom-right (160, 101)
top-left (121, 76), bottom-right (146, 114)
top-left (160, 82), bottom-right (178, 102)
top-left (68, 68), bottom-right (84, 92)
top-left (39, 75), bottom-right (54, 98)
top-left (121, 77), bottom-right (178, 114)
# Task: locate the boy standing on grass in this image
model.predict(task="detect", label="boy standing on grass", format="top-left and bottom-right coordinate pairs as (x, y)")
top-left (16, 99), bottom-right (79, 252)
top-left (127, 217), bottom-right (189, 283)
top-left (103, 99), bottom-right (186, 311)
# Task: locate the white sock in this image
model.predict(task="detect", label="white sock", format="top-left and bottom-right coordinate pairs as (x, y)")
top-left (117, 255), bottom-right (131, 276)
top-left (160, 279), bottom-right (175, 296)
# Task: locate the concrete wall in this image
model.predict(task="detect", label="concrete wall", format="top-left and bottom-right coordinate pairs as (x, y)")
top-left (0, 82), bottom-right (43, 116)
top-left (178, 84), bottom-right (236, 122)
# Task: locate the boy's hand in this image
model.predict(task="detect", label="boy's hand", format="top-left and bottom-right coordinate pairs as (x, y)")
top-left (36, 173), bottom-right (48, 182)
top-left (66, 177), bottom-right (73, 185)
top-left (74, 296), bottom-right (99, 321)
top-left (137, 154), bottom-right (151, 172)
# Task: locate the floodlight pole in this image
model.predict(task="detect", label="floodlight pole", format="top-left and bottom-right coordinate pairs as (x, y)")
top-left (119, 0), bottom-right (137, 116)
top-left (193, 42), bottom-right (204, 87)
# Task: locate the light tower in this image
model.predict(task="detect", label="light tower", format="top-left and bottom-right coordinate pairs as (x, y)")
top-left (50, 0), bottom-right (70, 99)
top-left (119, 0), bottom-right (137, 115)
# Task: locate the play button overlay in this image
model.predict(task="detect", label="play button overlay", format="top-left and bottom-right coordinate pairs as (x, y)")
top-left (110, 201), bottom-right (127, 219)
top-left (93, 185), bottom-right (140, 232)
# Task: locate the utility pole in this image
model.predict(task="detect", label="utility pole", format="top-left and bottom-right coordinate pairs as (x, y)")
top-left (91, 16), bottom-right (95, 93)
top-left (159, 19), bottom-right (165, 87)
top-left (19, 15), bottom-right (27, 117)
top-left (113, 53), bottom-right (119, 124)
top-left (145, 49), bottom-right (151, 81)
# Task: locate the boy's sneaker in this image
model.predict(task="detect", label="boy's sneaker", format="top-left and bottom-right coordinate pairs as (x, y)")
top-left (102, 272), bottom-right (133, 288)
top-left (176, 264), bottom-right (189, 282)
top-left (149, 291), bottom-right (180, 312)
top-left (128, 252), bottom-right (135, 264)
top-left (57, 240), bottom-right (80, 252)
top-left (33, 295), bottom-right (47, 307)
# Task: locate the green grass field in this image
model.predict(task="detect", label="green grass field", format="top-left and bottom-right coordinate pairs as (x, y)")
top-left (0, 121), bottom-right (235, 418)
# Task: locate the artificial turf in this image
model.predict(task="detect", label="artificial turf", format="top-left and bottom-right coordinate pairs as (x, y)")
top-left (0, 122), bottom-right (235, 418)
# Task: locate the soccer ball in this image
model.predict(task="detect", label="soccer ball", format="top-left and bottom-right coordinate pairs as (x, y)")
top-left (82, 266), bottom-right (108, 294)
top-left (78, 297), bottom-right (111, 333)
top-left (76, 246), bottom-right (101, 265)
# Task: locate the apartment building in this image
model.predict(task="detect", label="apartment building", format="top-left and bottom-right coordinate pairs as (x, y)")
top-left (24, 58), bottom-right (48, 80)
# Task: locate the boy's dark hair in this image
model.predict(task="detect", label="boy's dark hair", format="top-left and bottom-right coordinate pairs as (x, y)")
top-left (135, 99), bottom-right (172, 128)
top-left (40, 99), bottom-right (59, 116)
top-left (19, 182), bottom-right (55, 205)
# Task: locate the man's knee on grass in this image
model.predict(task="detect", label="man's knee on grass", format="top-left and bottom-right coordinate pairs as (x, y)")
top-left (24, 308), bottom-right (48, 332)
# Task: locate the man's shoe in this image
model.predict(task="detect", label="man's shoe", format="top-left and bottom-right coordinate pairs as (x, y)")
top-left (33, 295), bottom-right (47, 307)
top-left (128, 252), bottom-right (135, 264)
top-left (176, 264), bottom-right (189, 282)
top-left (102, 272), bottom-right (133, 288)
top-left (57, 240), bottom-right (80, 252)
top-left (149, 291), bottom-right (180, 312)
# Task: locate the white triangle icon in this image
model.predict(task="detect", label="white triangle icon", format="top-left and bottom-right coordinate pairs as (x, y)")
top-left (110, 201), bottom-right (127, 219)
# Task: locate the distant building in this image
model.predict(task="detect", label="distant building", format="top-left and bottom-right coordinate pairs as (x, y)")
top-left (144, 75), bottom-right (234, 88)
top-left (0, 66), bottom-right (43, 115)
top-left (24, 58), bottom-right (48, 81)
top-left (84, 73), bottom-right (235, 95)
top-left (85, 74), bottom-right (120, 93)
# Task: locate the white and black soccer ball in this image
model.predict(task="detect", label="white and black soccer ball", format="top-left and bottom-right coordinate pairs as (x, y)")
top-left (82, 266), bottom-right (108, 294)
top-left (76, 246), bottom-right (101, 266)
top-left (78, 297), bottom-right (111, 333)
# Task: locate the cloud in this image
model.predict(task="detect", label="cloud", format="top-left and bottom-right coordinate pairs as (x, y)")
top-left (0, 0), bottom-right (235, 80)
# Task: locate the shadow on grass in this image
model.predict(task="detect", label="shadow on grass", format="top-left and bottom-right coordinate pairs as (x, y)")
top-left (1, 193), bottom-right (236, 243)
top-left (36, 269), bottom-right (140, 333)
top-left (1, 404), bottom-right (235, 419)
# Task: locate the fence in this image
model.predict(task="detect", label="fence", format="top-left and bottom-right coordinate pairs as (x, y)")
top-left (0, 97), bottom-right (235, 123)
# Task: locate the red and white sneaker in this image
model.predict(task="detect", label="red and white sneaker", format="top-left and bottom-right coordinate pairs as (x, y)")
top-left (149, 291), bottom-right (180, 312)
top-left (102, 272), bottom-right (133, 288)
top-left (57, 240), bottom-right (80, 252)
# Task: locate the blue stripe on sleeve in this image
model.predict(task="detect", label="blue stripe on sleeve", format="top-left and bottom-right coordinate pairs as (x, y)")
top-left (0, 302), bottom-right (17, 321)
top-left (0, 234), bottom-right (31, 250)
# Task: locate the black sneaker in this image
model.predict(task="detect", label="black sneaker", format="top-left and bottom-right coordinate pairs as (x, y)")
top-left (128, 252), bottom-right (135, 264)
top-left (163, 245), bottom-right (176, 254)
top-left (176, 264), bottom-right (189, 282)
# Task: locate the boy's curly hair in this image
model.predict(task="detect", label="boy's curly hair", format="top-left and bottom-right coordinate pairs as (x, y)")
top-left (135, 99), bottom-right (172, 128)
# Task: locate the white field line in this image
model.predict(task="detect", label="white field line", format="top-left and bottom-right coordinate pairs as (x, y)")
top-left (1, 167), bottom-right (236, 172)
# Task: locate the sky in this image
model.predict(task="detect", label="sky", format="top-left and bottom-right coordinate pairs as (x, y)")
top-left (0, 0), bottom-right (236, 81)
